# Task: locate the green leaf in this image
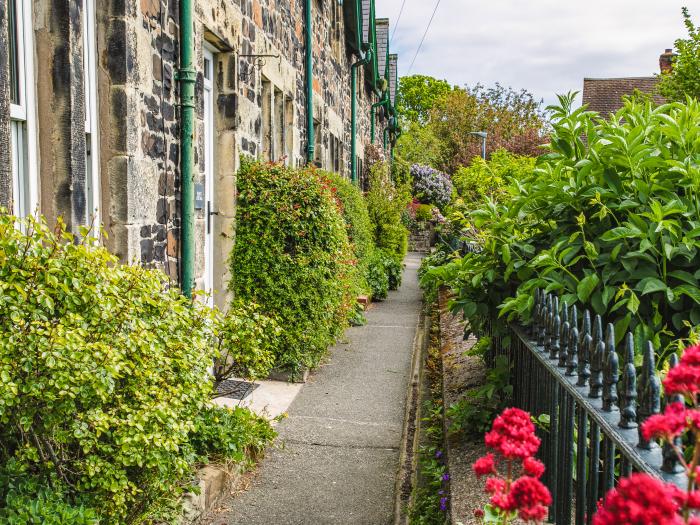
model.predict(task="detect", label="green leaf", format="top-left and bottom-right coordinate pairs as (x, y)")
top-left (674, 284), bottom-right (700, 305)
top-left (627, 292), bottom-right (641, 314)
top-left (637, 277), bottom-right (667, 295)
top-left (577, 274), bottom-right (600, 303)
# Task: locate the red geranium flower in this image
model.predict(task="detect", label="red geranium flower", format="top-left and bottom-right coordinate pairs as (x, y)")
top-left (523, 457), bottom-right (545, 479)
top-left (664, 364), bottom-right (700, 397)
top-left (473, 453), bottom-right (496, 477)
top-left (592, 474), bottom-right (683, 525)
top-left (508, 476), bottom-right (552, 522)
top-left (485, 408), bottom-right (541, 459)
top-left (641, 402), bottom-right (688, 442)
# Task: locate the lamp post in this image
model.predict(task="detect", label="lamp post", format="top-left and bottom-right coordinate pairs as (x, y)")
top-left (469, 131), bottom-right (487, 160)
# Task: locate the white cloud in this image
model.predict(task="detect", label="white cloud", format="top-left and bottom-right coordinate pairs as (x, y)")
top-left (375, 0), bottom-right (690, 105)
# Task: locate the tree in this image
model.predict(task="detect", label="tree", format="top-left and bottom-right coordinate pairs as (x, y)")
top-left (659, 8), bottom-right (700, 101)
top-left (429, 84), bottom-right (548, 172)
top-left (394, 121), bottom-right (445, 167)
top-left (396, 74), bottom-right (452, 124)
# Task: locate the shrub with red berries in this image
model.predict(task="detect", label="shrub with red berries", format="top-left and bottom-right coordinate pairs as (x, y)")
top-left (472, 408), bottom-right (551, 524)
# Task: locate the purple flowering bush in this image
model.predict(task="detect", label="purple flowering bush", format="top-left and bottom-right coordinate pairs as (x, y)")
top-left (411, 164), bottom-right (454, 208)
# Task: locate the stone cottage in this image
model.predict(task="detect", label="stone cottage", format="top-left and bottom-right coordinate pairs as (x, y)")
top-left (0, 0), bottom-right (400, 307)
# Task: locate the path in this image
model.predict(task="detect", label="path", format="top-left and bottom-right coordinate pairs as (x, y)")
top-left (208, 253), bottom-right (424, 525)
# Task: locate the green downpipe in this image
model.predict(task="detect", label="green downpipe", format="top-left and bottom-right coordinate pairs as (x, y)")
top-left (351, 49), bottom-right (372, 184)
top-left (370, 94), bottom-right (389, 144)
top-left (305, 0), bottom-right (314, 163)
top-left (179, 0), bottom-right (196, 298)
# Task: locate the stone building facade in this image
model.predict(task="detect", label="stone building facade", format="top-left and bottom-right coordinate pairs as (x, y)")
top-left (0, 0), bottom-right (399, 308)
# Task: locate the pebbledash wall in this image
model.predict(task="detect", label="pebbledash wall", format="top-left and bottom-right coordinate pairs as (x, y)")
top-left (0, 0), bottom-right (399, 308)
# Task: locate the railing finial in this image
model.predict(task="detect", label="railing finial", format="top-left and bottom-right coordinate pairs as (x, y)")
top-left (637, 341), bottom-right (661, 450)
top-left (602, 323), bottom-right (619, 412)
top-left (619, 332), bottom-right (638, 429)
top-left (557, 301), bottom-right (569, 362)
top-left (567, 326), bottom-right (579, 376)
top-left (589, 315), bottom-right (604, 399)
top-left (578, 310), bottom-right (592, 387)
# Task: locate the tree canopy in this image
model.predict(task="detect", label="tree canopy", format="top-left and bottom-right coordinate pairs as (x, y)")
top-left (395, 75), bottom-right (453, 124)
top-left (659, 8), bottom-right (700, 101)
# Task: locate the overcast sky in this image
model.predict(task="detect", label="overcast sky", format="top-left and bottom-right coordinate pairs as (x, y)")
top-left (376, 0), bottom-right (691, 107)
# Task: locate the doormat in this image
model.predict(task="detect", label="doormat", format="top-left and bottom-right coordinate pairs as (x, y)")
top-left (215, 380), bottom-right (259, 400)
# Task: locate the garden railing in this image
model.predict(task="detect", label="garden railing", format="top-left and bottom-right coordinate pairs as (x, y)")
top-left (495, 288), bottom-right (688, 525)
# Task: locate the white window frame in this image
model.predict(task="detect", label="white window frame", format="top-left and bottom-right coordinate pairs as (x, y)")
top-left (83, 0), bottom-right (100, 226)
top-left (9, 0), bottom-right (38, 218)
top-left (203, 46), bottom-right (216, 305)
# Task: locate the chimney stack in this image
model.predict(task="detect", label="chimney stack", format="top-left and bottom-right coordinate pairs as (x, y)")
top-left (660, 48), bottom-right (675, 74)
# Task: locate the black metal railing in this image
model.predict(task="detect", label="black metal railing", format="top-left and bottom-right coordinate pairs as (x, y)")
top-left (496, 288), bottom-right (687, 525)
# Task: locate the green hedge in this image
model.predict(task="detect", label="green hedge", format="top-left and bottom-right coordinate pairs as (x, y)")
top-left (230, 160), bottom-right (358, 372)
top-left (0, 213), bottom-right (275, 524)
top-left (366, 161), bottom-right (411, 261)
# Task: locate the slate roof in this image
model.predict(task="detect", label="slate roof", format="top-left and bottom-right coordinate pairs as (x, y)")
top-left (582, 77), bottom-right (666, 116)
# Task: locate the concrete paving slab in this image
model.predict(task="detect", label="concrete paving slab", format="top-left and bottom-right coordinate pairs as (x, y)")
top-left (214, 379), bottom-right (304, 420)
top-left (207, 254), bottom-right (423, 525)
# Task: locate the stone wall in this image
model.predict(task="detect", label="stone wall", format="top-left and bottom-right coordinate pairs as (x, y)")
top-left (2, 0), bottom-right (386, 309)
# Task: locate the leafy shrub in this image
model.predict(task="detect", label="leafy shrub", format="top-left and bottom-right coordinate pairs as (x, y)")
top-left (451, 149), bottom-right (535, 210)
top-left (230, 160), bottom-right (357, 372)
top-left (416, 204), bottom-right (434, 222)
top-left (189, 406), bottom-right (276, 466)
top-left (324, 171), bottom-right (375, 295)
top-left (0, 477), bottom-right (99, 525)
top-left (410, 164), bottom-right (453, 208)
top-left (424, 94), bottom-right (700, 364)
top-left (0, 214), bottom-right (214, 523)
top-left (212, 301), bottom-right (281, 387)
top-left (366, 162), bottom-right (411, 261)
top-left (383, 250), bottom-right (404, 290)
top-left (659, 8), bottom-right (700, 101)
top-left (366, 250), bottom-right (390, 301)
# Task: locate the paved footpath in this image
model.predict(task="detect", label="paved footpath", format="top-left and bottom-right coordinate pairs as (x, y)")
top-left (208, 254), bottom-right (423, 525)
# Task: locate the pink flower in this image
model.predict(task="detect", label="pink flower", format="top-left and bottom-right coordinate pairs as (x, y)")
top-left (523, 457), bottom-right (545, 479)
top-left (485, 408), bottom-right (541, 459)
top-left (508, 476), bottom-right (552, 522)
top-left (641, 402), bottom-right (688, 442)
top-left (592, 474), bottom-right (683, 525)
top-left (473, 453), bottom-right (496, 477)
top-left (663, 364), bottom-right (700, 397)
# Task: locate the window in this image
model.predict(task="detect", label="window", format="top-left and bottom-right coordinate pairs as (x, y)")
top-left (329, 134), bottom-right (342, 174)
top-left (274, 88), bottom-right (283, 163)
top-left (83, 0), bottom-right (100, 225)
top-left (8, 0), bottom-right (38, 218)
top-left (261, 77), bottom-right (272, 161)
top-left (284, 96), bottom-right (294, 165)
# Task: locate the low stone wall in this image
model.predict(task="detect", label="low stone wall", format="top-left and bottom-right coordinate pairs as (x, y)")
top-left (409, 225), bottom-right (435, 253)
top-left (180, 464), bottom-right (242, 524)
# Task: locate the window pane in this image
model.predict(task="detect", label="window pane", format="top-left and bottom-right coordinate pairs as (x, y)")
top-left (8, 0), bottom-right (20, 105)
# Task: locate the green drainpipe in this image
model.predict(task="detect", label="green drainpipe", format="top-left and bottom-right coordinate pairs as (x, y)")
top-left (351, 48), bottom-right (372, 184)
top-left (305, 0), bottom-right (314, 163)
top-left (179, 0), bottom-right (196, 298)
top-left (370, 94), bottom-right (389, 144)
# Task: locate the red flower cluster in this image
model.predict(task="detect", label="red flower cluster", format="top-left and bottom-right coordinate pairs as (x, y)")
top-left (592, 474), bottom-right (684, 525)
top-left (484, 407), bottom-right (541, 459)
top-left (664, 345), bottom-right (700, 397)
top-left (641, 402), bottom-right (692, 442)
top-left (473, 408), bottom-right (551, 524)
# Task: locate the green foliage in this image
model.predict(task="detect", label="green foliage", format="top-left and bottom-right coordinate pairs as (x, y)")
top-left (395, 122), bottom-right (445, 168)
top-left (446, 355), bottom-right (512, 435)
top-left (189, 406), bottom-right (276, 466)
top-left (424, 93), bottom-right (700, 364)
top-left (0, 478), bottom-right (99, 525)
top-left (366, 161), bottom-right (411, 261)
top-left (230, 160), bottom-right (358, 372)
top-left (416, 204), bottom-right (434, 222)
top-left (212, 301), bottom-right (281, 386)
top-left (396, 74), bottom-right (453, 124)
top-left (366, 250), bottom-right (390, 301)
top-left (323, 171), bottom-right (376, 295)
top-left (659, 8), bottom-right (700, 101)
top-left (0, 214), bottom-right (215, 523)
top-left (451, 150), bottom-right (535, 211)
